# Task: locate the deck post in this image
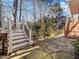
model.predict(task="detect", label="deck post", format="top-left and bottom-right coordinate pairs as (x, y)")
top-left (8, 31), bottom-right (12, 54)
top-left (8, 20), bottom-right (12, 54)
top-left (2, 20), bottom-right (5, 31)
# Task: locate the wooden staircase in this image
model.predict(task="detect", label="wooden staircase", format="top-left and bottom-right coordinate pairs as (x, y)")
top-left (8, 30), bottom-right (33, 54)
top-left (0, 19), bottom-right (33, 55)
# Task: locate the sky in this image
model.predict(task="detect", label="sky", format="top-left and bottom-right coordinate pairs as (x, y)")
top-left (2, 0), bottom-right (71, 21)
top-left (60, 0), bottom-right (71, 16)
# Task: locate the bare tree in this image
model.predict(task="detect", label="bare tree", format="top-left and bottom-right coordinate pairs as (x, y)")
top-left (13, 0), bottom-right (18, 28)
top-left (0, 0), bottom-right (2, 28)
top-left (36, 0), bottom-right (47, 37)
top-left (19, 0), bottom-right (22, 22)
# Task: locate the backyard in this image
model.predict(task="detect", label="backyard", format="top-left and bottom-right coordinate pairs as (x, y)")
top-left (0, 0), bottom-right (79, 59)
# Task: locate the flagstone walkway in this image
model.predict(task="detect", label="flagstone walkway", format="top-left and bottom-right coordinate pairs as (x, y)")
top-left (18, 35), bottom-right (75, 59)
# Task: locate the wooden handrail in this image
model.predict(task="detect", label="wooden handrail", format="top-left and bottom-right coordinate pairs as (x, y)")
top-left (24, 22), bottom-right (32, 41)
top-left (14, 21), bottom-right (32, 40)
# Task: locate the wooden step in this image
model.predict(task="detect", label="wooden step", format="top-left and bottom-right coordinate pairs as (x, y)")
top-left (12, 40), bottom-right (29, 46)
top-left (12, 37), bottom-right (28, 41)
top-left (13, 33), bottom-right (26, 37)
top-left (13, 30), bottom-right (24, 33)
top-left (12, 42), bottom-right (28, 51)
top-left (12, 36), bottom-right (27, 40)
top-left (12, 32), bottom-right (26, 35)
top-left (13, 38), bottom-right (29, 44)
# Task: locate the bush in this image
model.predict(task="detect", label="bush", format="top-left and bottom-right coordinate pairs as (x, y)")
top-left (73, 40), bottom-right (79, 54)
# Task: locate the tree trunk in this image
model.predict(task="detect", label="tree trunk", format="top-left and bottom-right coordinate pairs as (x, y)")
top-left (0, 0), bottom-right (2, 28)
top-left (32, 0), bottom-right (36, 31)
top-left (13, 0), bottom-right (18, 29)
top-left (19, 0), bottom-right (22, 22)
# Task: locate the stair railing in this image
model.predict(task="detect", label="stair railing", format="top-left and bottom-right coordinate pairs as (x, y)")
top-left (16, 20), bottom-right (32, 44)
top-left (24, 22), bottom-right (32, 42)
top-left (8, 19), bottom-right (33, 43)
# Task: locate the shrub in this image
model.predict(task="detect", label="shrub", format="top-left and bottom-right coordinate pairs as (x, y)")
top-left (73, 40), bottom-right (79, 54)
